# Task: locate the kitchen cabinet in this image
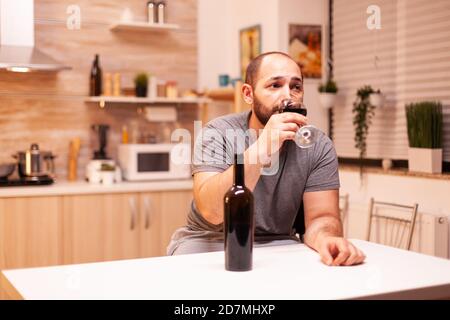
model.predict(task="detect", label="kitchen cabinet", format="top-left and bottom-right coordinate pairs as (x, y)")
top-left (139, 192), bottom-right (163, 257)
top-left (62, 193), bottom-right (141, 265)
top-left (0, 189), bottom-right (193, 270)
top-left (140, 190), bottom-right (192, 257)
top-left (0, 197), bottom-right (63, 270)
top-left (63, 190), bottom-right (192, 263)
top-left (159, 190), bottom-right (192, 254)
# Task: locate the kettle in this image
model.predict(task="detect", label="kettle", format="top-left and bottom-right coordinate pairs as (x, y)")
top-left (12, 143), bottom-right (56, 178)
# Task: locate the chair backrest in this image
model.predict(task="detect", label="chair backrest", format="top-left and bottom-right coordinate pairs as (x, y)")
top-left (292, 202), bottom-right (305, 240)
top-left (366, 197), bottom-right (418, 250)
top-left (339, 193), bottom-right (349, 222)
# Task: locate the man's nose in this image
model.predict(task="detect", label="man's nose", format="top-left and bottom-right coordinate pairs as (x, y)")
top-left (280, 85), bottom-right (291, 100)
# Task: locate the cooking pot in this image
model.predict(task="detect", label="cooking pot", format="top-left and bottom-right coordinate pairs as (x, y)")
top-left (12, 143), bottom-right (56, 178)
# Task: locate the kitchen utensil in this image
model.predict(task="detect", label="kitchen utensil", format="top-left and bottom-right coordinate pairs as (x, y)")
top-left (0, 163), bottom-right (16, 179)
top-left (91, 124), bottom-right (110, 160)
top-left (0, 175), bottom-right (53, 187)
top-left (12, 143), bottom-right (56, 178)
top-left (86, 159), bottom-right (116, 183)
top-left (68, 138), bottom-right (81, 181)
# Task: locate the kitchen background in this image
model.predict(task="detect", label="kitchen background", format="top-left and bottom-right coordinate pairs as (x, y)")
top-left (0, 0), bottom-right (449, 274)
top-left (0, 0), bottom-right (198, 178)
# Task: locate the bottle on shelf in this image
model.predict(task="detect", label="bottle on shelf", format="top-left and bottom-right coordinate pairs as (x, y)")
top-left (166, 81), bottom-right (178, 98)
top-left (89, 54), bottom-right (102, 96)
top-left (147, 1), bottom-right (156, 24)
top-left (224, 153), bottom-right (254, 272)
top-left (121, 125), bottom-right (129, 144)
top-left (113, 73), bottom-right (121, 96)
top-left (156, 1), bottom-right (166, 24)
top-left (103, 72), bottom-right (112, 96)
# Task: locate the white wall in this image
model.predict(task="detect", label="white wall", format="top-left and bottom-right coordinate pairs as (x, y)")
top-left (198, 0), bottom-right (280, 90)
top-left (0, 0), bottom-right (34, 46)
top-left (197, 0), bottom-right (233, 91)
top-left (228, 0), bottom-right (280, 80)
top-left (198, 0), bottom-right (330, 132)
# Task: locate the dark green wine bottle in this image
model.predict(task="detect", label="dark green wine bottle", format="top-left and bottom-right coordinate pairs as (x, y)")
top-left (90, 54), bottom-right (102, 96)
top-left (224, 153), bottom-right (254, 271)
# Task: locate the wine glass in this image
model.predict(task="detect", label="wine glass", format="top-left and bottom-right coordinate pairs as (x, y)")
top-left (280, 101), bottom-right (319, 149)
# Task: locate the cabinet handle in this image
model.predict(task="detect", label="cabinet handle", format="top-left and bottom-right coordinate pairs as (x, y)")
top-left (144, 197), bottom-right (151, 230)
top-left (129, 197), bottom-right (137, 230)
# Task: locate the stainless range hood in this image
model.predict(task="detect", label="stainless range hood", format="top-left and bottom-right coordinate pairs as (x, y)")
top-left (0, 0), bottom-right (71, 72)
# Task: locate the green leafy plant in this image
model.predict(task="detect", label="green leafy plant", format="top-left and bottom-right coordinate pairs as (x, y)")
top-left (318, 79), bottom-right (338, 93)
top-left (134, 73), bottom-right (148, 87)
top-left (100, 163), bottom-right (115, 171)
top-left (352, 85), bottom-right (375, 162)
top-left (406, 101), bottom-right (442, 149)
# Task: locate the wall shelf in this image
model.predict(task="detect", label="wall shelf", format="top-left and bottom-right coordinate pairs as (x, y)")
top-left (110, 21), bottom-right (180, 32)
top-left (85, 96), bottom-right (210, 106)
top-left (205, 87), bottom-right (235, 102)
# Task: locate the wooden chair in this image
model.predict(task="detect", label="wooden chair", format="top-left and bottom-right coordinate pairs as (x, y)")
top-left (366, 198), bottom-right (419, 250)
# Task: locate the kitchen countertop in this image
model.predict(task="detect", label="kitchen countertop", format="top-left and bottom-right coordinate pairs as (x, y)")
top-left (1, 239), bottom-right (450, 300)
top-left (0, 179), bottom-right (193, 198)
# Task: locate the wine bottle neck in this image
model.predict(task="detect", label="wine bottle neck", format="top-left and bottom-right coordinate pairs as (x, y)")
top-left (234, 154), bottom-right (245, 186)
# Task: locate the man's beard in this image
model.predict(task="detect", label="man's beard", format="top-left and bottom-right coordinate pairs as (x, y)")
top-left (253, 95), bottom-right (275, 125)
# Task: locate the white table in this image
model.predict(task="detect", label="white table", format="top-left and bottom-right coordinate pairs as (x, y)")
top-left (1, 239), bottom-right (450, 300)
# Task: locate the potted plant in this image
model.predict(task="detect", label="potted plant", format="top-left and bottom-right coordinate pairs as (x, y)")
top-left (406, 101), bottom-right (443, 173)
top-left (318, 79), bottom-right (338, 109)
top-left (353, 85), bottom-right (376, 175)
top-left (369, 88), bottom-right (384, 108)
top-left (134, 73), bottom-right (148, 97)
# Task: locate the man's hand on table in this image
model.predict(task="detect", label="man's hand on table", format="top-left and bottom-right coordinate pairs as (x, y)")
top-left (316, 236), bottom-right (366, 266)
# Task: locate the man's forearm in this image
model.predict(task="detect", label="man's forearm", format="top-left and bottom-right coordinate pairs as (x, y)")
top-left (196, 142), bottom-right (265, 225)
top-left (303, 216), bottom-right (343, 251)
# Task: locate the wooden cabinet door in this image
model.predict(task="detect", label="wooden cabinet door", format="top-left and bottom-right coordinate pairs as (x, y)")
top-left (140, 191), bottom-right (192, 257)
top-left (159, 190), bottom-right (192, 255)
top-left (63, 193), bottom-right (140, 264)
top-left (140, 190), bottom-right (192, 258)
top-left (0, 197), bottom-right (63, 270)
top-left (139, 192), bottom-right (163, 257)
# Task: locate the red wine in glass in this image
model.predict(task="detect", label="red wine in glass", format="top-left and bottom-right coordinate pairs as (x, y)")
top-left (281, 103), bottom-right (318, 148)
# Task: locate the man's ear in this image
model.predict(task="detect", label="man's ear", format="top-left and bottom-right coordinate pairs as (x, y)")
top-left (241, 83), bottom-right (254, 105)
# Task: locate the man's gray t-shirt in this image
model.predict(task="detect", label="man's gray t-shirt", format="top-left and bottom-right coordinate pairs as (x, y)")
top-left (167, 110), bottom-right (340, 255)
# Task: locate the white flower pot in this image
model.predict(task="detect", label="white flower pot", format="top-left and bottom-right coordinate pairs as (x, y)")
top-left (319, 93), bottom-right (337, 109)
top-left (369, 93), bottom-right (384, 108)
top-left (408, 148), bottom-right (442, 173)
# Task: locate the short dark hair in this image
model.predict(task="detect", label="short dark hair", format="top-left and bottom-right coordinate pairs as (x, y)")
top-left (244, 51), bottom-right (299, 88)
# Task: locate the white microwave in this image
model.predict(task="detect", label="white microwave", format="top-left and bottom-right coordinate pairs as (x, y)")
top-left (118, 143), bottom-right (191, 181)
